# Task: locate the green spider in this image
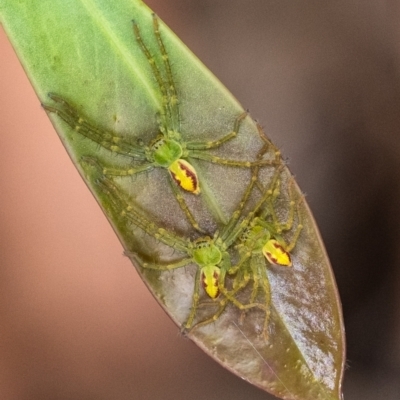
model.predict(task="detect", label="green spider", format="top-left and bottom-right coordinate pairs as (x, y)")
top-left (82, 151), bottom-right (281, 332)
top-left (191, 168), bottom-right (304, 340)
top-left (43, 14), bottom-right (278, 232)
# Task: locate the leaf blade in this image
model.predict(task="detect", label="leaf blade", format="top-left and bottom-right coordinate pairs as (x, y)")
top-left (0, 1), bottom-right (345, 399)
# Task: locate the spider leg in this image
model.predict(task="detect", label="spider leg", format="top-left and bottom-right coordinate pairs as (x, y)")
top-left (186, 112), bottom-right (247, 150)
top-left (187, 297), bottom-right (229, 333)
top-left (259, 176), bottom-right (291, 230)
top-left (258, 176), bottom-right (304, 252)
top-left (133, 18), bottom-right (175, 134)
top-left (253, 253), bottom-right (271, 341)
top-left (253, 122), bottom-right (282, 193)
top-left (136, 256), bottom-right (194, 271)
top-left (83, 157), bottom-right (189, 252)
top-left (255, 121), bottom-right (281, 160)
top-left (226, 246), bottom-right (252, 276)
top-left (220, 250), bottom-right (265, 311)
top-left (133, 20), bottom-right (168, 128)
top-left (43, 94), bottom-right (146, 159)
top-left (222, 165), bottom-right (284, 248)
top-left (187, 150), bottom-right (279, 168)
top-left (152, 14), bottom-right (180, 132)
top-left (167, 174), bottom-right (204, 233)
top-left (217, 251), bottom-right (260, 309)
top-left (279, 194), bottom-right (304, 253)
top-left (188, 290), bottom-right (266, 334)
top-left (219, 131), bottom-right (274, 243)
top-left (283, 222), bottom-right (303, 253)
top-left (183, 268), bottom-right (202, 330)
top-left (219, 171), bottom-right (258, 244)
top-left (133, 253), bottom-right (203, 334)
top-left (101, 163), bottom-right (155, 177)
top-left (233, 253), bottom-right (272, 342)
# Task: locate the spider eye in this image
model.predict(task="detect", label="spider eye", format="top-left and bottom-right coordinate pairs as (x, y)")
top-left (150, 137), bottom-right (164, 150)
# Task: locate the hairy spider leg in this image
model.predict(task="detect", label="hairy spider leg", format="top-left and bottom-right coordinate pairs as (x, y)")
top-left (222, 245), bottom-right (273, 341)
top-left (220, 164), bottom-right (284, 248)
top-left (236, 230), bottom-right (274, 340)
top-left (43, 94), bottom-right (146, 159)
top-left (257, 175), bottom-right (304, 254)
top-left (152, 14), bottom-right (180, 131)
top-left (185, 117), bottom-right (283, 172)
top-left (167, 175), bottom-right (204, 232)
top-left (133, 14), bottom-right (179, 134)
top-left (98, 163), bottom-right (155, 177)
top-left (215, 130), bottom-right (273, 240)
top-left (82, 156), bottom-right (189, 253)
top-left (186, 148), bottom-right (281, 169)
top-left (249, 253), bottom-right (271, 340)
top-left (217, 125), bottom-right (281, 240)
top-left (185, 112), bottom-right (283, 171)
top-left (185, 112), bottom-right (248, 151)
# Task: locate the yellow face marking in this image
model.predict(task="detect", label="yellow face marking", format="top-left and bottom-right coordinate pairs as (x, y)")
top-left (168, 159), bottom-right (200, 194)
top-left (262, 239), bottom-right (292, 267)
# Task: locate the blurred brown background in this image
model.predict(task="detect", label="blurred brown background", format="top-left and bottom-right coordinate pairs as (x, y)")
top-left (1, 1), bottom-right (400, 399)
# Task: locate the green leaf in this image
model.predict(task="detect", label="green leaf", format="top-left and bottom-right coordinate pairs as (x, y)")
top-left (0, 1), bottom-right (345, 399)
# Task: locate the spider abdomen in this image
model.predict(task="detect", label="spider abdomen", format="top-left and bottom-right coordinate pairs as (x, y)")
top-left (168, 159), bottom-right (200, 194)
top-left (201, 265), bottom-right (220, 299)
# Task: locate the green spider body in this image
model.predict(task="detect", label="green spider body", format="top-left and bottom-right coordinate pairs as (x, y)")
top-left (43, 15), bottom-right (278, 231)
top-left (219, 176), bottom-right (304, 339)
